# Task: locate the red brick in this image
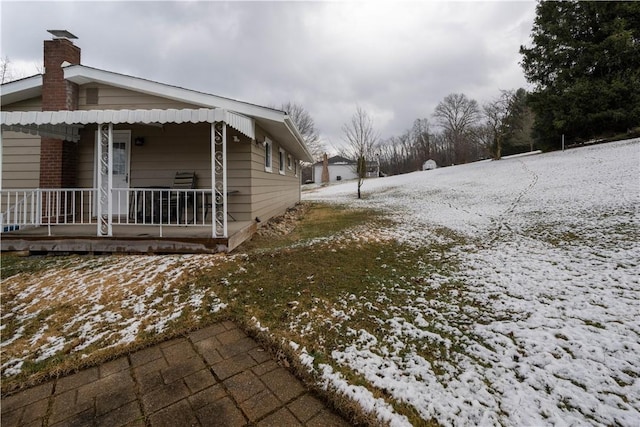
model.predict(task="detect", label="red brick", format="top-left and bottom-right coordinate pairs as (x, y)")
top-left (40, 38), bottom-right (80, 190)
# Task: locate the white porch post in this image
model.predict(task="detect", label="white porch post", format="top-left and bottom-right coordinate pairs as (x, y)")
top-left (0, 131), bottom-right (3, 227)
top-left (97, 123), bottom-right (113, 236)
top-left (222, 121), bottom-right (228, 237)
top-left (211, 123), bottom-right (216, 238)
top-left (211, 121), bottom-right (227, 238)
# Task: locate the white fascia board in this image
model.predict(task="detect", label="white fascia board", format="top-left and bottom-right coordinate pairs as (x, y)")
top-left (0, 75), bottom-right (43, 106)
top-left (64, 65), bottom-right (285, 122)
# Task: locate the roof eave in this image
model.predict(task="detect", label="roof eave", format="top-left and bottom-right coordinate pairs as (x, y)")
top-left (64, 65), bottom-right (286, 122)
top-left (0, 75), bottom-right (43, 106)
top-left (1, 65), bottom-right (313, 163)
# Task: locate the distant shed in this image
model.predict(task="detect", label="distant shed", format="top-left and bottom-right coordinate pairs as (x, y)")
top-left (423, 159), bottom-right (438, 170)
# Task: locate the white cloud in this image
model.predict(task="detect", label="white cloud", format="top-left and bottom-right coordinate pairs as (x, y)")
top-left (1, 0), bottom-right (537, 149)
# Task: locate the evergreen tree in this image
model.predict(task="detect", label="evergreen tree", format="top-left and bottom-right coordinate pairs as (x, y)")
top-left (502, 88), bottom-right (535, 155)
top-left (520, 1), bottom-right (640, 148)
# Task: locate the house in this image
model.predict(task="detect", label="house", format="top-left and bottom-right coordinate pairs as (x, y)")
top-left (0, 31), bottom-right (313, 253)
top-left (311, 154), bottom-right (380, 183)
top-left (312, 155), bottom-right (357, 183)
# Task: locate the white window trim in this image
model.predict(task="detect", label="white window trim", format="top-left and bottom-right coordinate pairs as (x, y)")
top-left (264, 137), bottom-right (273, 173)
top-left (287, 154), bottom-right (293, 170)
top-left (278, 148), bottom-right (286, 175)
top-left (294, 159), bottom-right (298, 177)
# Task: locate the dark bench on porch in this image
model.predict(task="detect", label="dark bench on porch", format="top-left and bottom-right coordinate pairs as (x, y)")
top-left (129, 172), bottom-right (196, 224)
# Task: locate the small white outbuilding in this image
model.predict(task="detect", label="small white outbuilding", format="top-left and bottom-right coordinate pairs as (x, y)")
top-left (422, 159), bottom-right (437, 170)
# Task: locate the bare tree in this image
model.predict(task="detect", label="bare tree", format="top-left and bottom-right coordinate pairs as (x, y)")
top-left (342, 106), bottom-right (378, 199)
top-left (433, 93), bottom-right (481, 164)
top-left (483, 90), bottom-right (513, 160)
top-left (377, 132), bottom-right (411, 176)
top-left (1, 56), bottom-right (13, 84)
top-left (412, 118), bottom-right (432, 170)
top-left (0, 56), bottom-right (39, 84)
top-left (281, 101), bottom-right (324, 162)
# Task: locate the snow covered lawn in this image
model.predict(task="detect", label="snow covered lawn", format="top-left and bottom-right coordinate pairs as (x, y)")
top-left (302, 139), bottom-right (640, 426)
top-left (1, 254), bottom-right (229, 382)
top-left (2, 139), bottom-right (638, 426)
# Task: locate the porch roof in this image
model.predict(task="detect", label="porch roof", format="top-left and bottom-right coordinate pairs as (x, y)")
top-left (0, 108), bottom-right (254, 142)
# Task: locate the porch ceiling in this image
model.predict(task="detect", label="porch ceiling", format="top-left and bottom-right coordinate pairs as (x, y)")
top-left (0, 108), bottom-right (254, 142)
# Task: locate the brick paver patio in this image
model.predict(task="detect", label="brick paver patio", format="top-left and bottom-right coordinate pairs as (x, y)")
top-left (1, 321), bottom-right (350, 426)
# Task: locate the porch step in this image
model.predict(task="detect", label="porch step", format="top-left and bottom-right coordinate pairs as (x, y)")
top-left (1, 237), bottom-right (227, 254)
top-left (1, 221), bottom-right (256, 254)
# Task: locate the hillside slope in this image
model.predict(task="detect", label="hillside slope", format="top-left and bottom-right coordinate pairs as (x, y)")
top-left (303, 139), bottom-right (640, 426)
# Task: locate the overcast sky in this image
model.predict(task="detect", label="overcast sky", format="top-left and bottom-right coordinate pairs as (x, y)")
top-left (1, 0), bottom-right (537, 152)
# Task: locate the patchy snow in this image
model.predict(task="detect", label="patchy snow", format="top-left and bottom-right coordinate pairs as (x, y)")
top-left (303, 139), bottom-right (640, 426)
top-left (1, 254), bottom-right (228, 377)
top-left (297, 345), bottom-right (412, 427)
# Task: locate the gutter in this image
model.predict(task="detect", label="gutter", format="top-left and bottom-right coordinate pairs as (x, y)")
top-left (284, 116), bottom-right (314, 163)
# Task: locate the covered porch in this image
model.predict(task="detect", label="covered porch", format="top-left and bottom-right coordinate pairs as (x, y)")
top-left (0, 108), bottom-right (257, 253)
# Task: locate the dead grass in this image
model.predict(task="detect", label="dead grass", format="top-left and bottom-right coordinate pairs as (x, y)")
top-left (194, 202), bottom-right (472, 425)
top-left (1, 254), bottom-right (233, 394)
top-left (1, 201), bottom-right (469, 425)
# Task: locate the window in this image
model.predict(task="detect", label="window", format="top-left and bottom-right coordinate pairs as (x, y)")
top-left (287, 154), bottom-right (292, 170)
top-left (279, 148), bottom-right (286, 175)
top-left (264, 138), bottom-right (272, 172)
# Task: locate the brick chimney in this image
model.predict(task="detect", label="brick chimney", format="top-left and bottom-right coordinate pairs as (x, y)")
top-left (40, 32), bottom-right (81, 188)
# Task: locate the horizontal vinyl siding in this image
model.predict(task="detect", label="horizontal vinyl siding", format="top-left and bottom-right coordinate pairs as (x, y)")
top-left (250, 128), bottom-right (300, 222)
top-left (76, 127), bottom-right (96, 188)
top-left (2, 97), bottom-right (43, 111)
top-left (79, 84), bottom-right (201, 110)
top-left (75, 123), bottom-right (254, 221)
top-left (2, 97), bottom-right (43, 190)
top-left (226, 139), bottom-right (252, 221)
top-left (1, 131), bottom-right (41, 189)
top-left (77, 123), bottom-right (212, 188)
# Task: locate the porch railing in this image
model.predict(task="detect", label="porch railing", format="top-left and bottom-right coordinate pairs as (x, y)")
top-left (1, 189), bottom-right (97, 233)
top-left (1, 188), bottom-right (219, 235)
top-left (117, 188), bottom-right (214, 227)
top-left (1, 189), bottom-right (40, 232)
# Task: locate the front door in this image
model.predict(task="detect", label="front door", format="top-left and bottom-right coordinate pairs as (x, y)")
top-left (95, 130), bottom-right (131, 216)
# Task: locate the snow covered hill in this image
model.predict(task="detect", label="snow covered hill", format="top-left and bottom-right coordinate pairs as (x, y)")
top-left (303, 139), bottom-right (640, 426)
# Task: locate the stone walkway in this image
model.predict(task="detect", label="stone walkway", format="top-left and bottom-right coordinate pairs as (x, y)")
top-left (1, 321), bottom-right (350, 427)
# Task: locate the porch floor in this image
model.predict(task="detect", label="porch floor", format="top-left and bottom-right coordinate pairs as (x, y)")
top-left (0, 221), bottom-right (256, 254)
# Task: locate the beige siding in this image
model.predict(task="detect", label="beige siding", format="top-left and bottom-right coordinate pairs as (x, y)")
top-left (226, 135), bottom-right (252, 221)
top-left (249, 124), bottom-right (301, 223)
top-left (1, 132), bottom-right (41, 189)
top-left (1, 97), bottom-right (43, 189)
top-left (3, 97), bottom-right (43, 111)
top-left (78, 123), bottom-right (212, 187)
top-left (75, 123), bottom-right (255, 221)
top-left (78, 84), bottom-right (201, 110)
